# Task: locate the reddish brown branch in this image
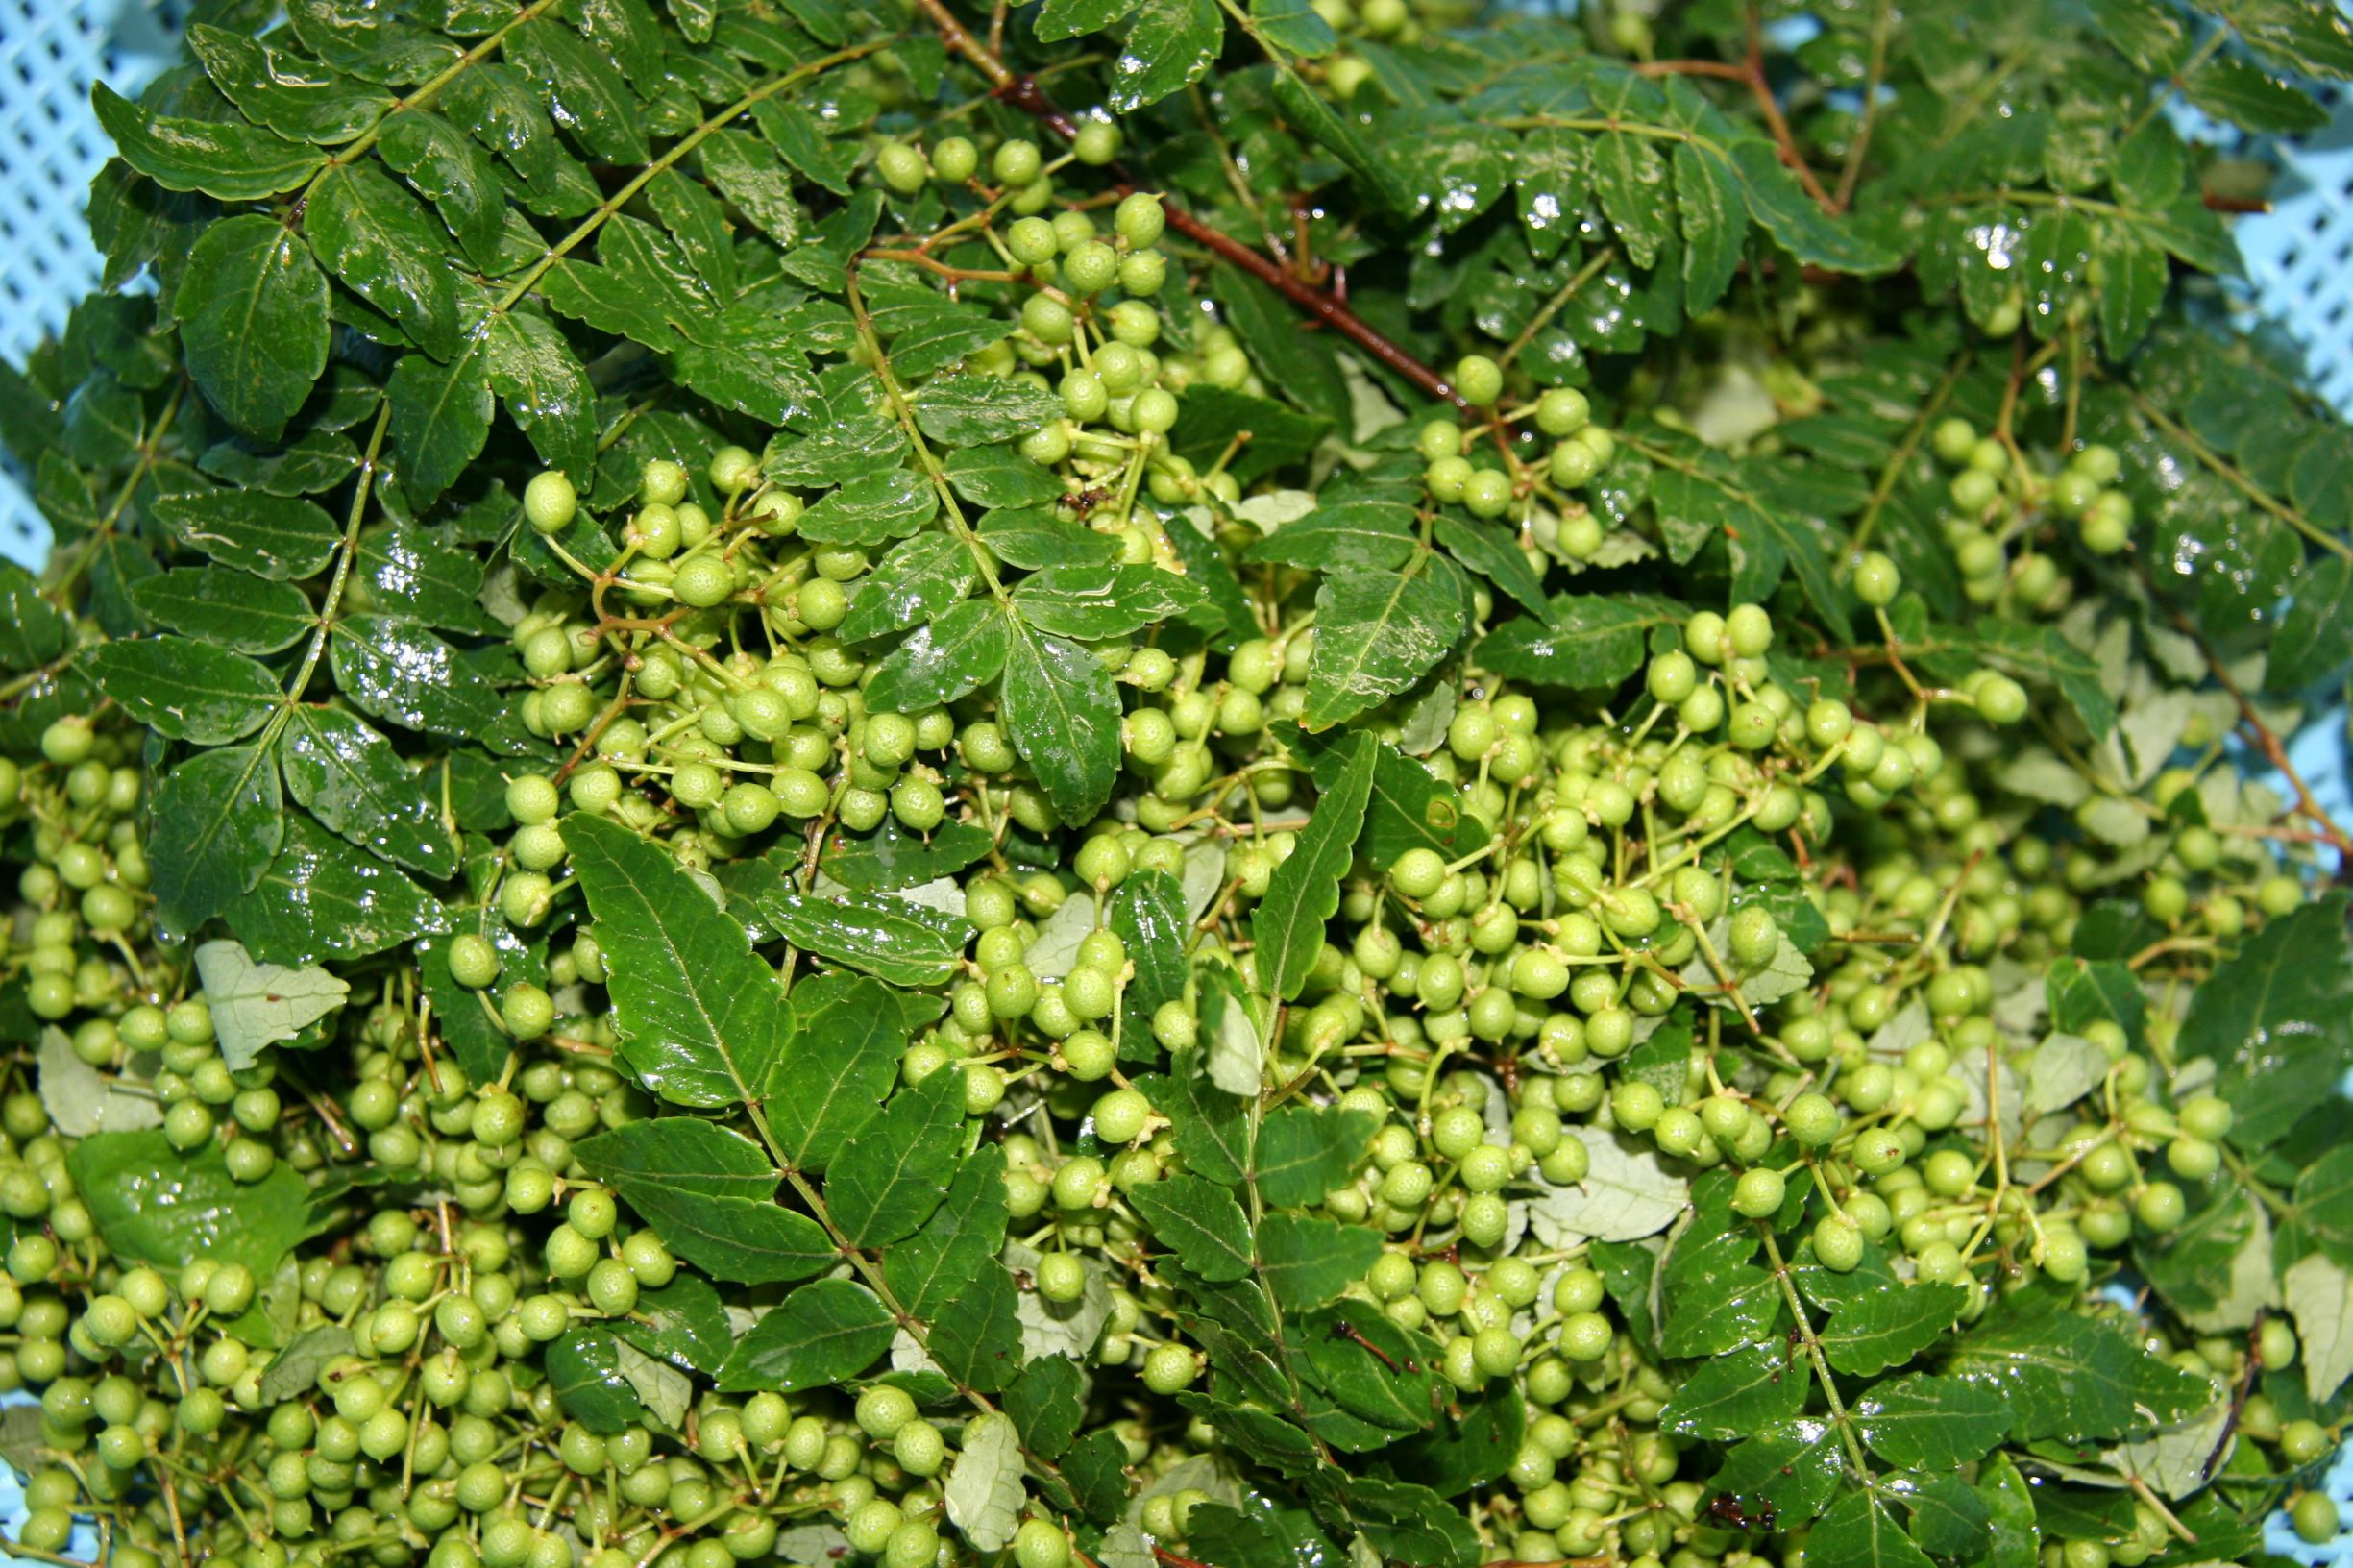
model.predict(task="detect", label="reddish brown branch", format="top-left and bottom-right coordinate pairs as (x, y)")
top-left (1638, 6), bottom-right (1838, 214)
top-left (911, 0), bottom-right (1464, 407)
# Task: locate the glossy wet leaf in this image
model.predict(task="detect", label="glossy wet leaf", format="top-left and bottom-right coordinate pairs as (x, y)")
top-left (1013, 563), bottom-right (1206, 639)
top-left (752, 887), bottom-right (968, 988)
top-left (1304, 556), bottom-right (1469, 729)
top-left (1256, 1213), bottom-right (1384, 1312)
top-left (149, 742), bottom-right (285, 935)
top-left (1001, 621), bottom-right (1122, 822)
top-left (226, 815), bottom-right (448, 967)
top-left (864, 598), bottom-right (1008, 714)
top-left (1108, 0), bottom-right (1222, 111)
top-left (307, 163), bottom-right (459, 358)
top-left (171, 215), bottom-right (331, 442)
top-left (129, 567), bottom-right (314, 653)
top-left (68, 1128), bottom-right (315, 1283)
top-left (86, 636), bottom-right (278, 744)
top-left (93, 85), bottom-right (327, 200)
top-left (331, 614), bottom-right (520, 750)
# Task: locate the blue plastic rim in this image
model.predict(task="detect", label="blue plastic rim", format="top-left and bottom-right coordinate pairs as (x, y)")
top-left (3, 3), bottom-right (2353, 1565)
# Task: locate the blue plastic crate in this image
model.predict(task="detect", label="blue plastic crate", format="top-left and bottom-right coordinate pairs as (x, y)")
top-left (2, 3), bottom-right (2353, 1566)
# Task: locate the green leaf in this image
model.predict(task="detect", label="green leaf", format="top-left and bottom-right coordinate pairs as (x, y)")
top-left (226, 816), bottom-right (448, 967)
top-left (1172, 384), bottom-right (1328, 485)
top-left (149, 743), bottom-right (284, 935)
top-left (485, 312), bottom-right (597, 485)
top-left (1254, 1105), bottom-right (1373, 1208)
top-left (387, 332), bottom-right (495, 505)
top-left (2182, 55), bottom-right (2328, 133)
top-left (717, 1278), bottom-right (895, 1392)
top-left (93, 84), bottom-right (327, 200)
top-left (1515, 125), bottom-right (1590, 257)
top-left (257, 1324), bottom-right (356, 1406)
top-left (766, 972), bottom-right (923, 1172)
top-left (1133, 1174), bottom-right (1256, 1282)
top-left (1970, 620), bottom-right (2117, 739)
top-left (1035, 0), bottom-right (1141, 38)
top-left (827, 1069), bottom-right (966, 1247)
top-left (1244, 495), bottom-right (1419, 572)
top-left (279, 707), bottom-right (455, 877)
top-left (68, 1128), bottom-right (314, 1284)
top-left (187, 24), bottom-right (391, 143)
top-left (1819, 1282), bottom-right (1966, 1377)
top-left (2177, 893), bottom-right (2353, 1149)
top-left (1675, 142), bottom-right (1746, 315)
top-left (1474, 592), bottom-right (1676, 689)
top-left (1434, 516), bottom-right (1548, 620)
top-left (576, 1118), bottom-right (836, 1285)
top-left (1660, 1341), bottom-right (1808, 1440)
top-left (1257, 1213), bottom-right (1384, 1311)
top-left (0, 563), bottom-right (67, 670)
top-left (1946, 1301), bottom-right (2210, 1443)
top-left (865, 599), bottom-right (1008, 713)
top-left (1709, 1417), bottom-right (1849, 1524)
top-left (2291, 1143), bottom-right (2353, 1262)
top-left (1250, 0), bottom-right (1336, 55)
top-left (86, 636), bottom-right (278, 745)
top-left (1252, 731), bottom-right (1375, 1000)
top-left (756, 886), bottom-right (968, 989)
top-left (1107, 0), bottom-right (1223, 110)
top-left (842, 533), bottom-right (981, 644)
top-left (153, 489), bottom-right (340, 580)
top-left (1591, 130), bottom-right (1672, 269)
top-left (172, 213), bottom-right (331, 442)
top-left (1729, 140), bottom-right (1898, 274)
top-left (307, 163), bottom-right (459, 358)
top-left (820, 817), bottom-right (993, 894)
top-left (1978, 1453), bottom-right (2040, 1568)
top-left (1152, 1057), bottom-right (1250, 1187)
top-left (1806, 1488), bottom-right (1935, 1568)
top-left (863, 282), bottom-right (1006, 379)
top-left (699, 131), bottom-right (804, 247)
top-left (612, 1276), bottom-right (732, 1379)
top-left (944, 448), bottom-right (1066, 510)
top-left (1110, 870), bottom-right (1189, 1026)
top-left (565, 813), bottom-right (786, 1107)
top-left (192, 938), bottom-right (348, 1071)
top-left (797, 471), bottom-right (940, 548)
top-left (551, 1327), bottom-right (691, 1432)
top-left (1289, 725), bottom-right (1487, 867)
top-left (376, 111), bottom-right (506, 269)
top-left (331, 615), bottom-right (519, 750)
top-left (1213, 266), bottom-right (1349, 428)
top-left (2046, 957), bottom-right (2145, 1045)
top-left (1301, 1306), bottom-right (1436, 1432)
top-left (1001, 621), bottom-right (1122, 822)
top-left (2268, 553), bottom-right (2353, 691)
top-left (129, 568), bottom-right (313, 654)
top-left (1393, 113), bottom-right (1510, 233)
top-left (1852, 1374), bottom-right (2012, 1468)
top-left (1007, 1355), bottom-right (1085, 1460)
top-left (888, 1145), bottom-right (1012, 1323)
top-left (1304, 556), bottom-right (1469, 729)
top-left (978, 509), bottom-right (1120, 571)
top-left (911, 374), bottom-right (1061, 447)
top-left (1013, 564), bottom-right (1206, 639)
top-left (505, 17), bottom-right (650, 163)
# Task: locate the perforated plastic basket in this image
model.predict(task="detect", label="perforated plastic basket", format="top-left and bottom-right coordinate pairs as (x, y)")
top-left (4, 4), bottom-right (2353, 1566)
